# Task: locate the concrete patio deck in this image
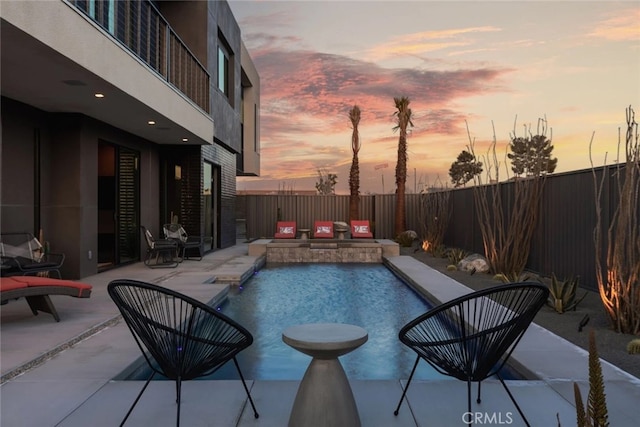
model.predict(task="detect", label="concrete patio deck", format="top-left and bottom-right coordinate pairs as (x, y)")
top-left (1, 242), bottom-right (638, 426)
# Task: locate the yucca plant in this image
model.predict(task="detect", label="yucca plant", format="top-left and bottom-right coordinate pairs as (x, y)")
top-left (547, 274), bottom-right (587, 314)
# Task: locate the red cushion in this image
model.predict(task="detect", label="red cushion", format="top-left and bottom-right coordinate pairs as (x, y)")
top-left (351, 220), bottom-right (373, 237)
top-left (275, 221), bottom-right (296, 238)
top-left (10, 276), bottom-right (93, 292)
top-left (0, 277), bottom-right (28, 292)
top-left (313, 221), bottom-right (334, 238)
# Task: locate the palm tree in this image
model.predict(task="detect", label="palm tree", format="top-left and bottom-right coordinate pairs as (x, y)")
top-left (348, 105), bottom-right (361, 221)
top-left (392, 96), bottom-right (413, 237)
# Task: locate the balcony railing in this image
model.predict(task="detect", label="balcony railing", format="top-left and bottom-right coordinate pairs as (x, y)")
top-left (69, 0), bottom-right (210, 113)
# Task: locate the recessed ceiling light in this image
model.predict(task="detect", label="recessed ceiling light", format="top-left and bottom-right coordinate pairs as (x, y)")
top-left (182, 138), bottom-right (188, 142)
top-left (148, 120), bottom-right (156, 125)
top-left (94, 93), bottom-right (104, 98)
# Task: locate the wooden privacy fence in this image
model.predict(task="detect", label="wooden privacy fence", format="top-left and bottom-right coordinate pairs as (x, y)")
top-left (237, 194), bottom-right (424, 241)
top-left (237, 166), bottom-right (632, 291)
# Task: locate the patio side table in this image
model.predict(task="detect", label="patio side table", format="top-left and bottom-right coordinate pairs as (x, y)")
top-left (335, 226), bottom-right (349, 240)
top-left (282, 323), bottom-right (368, 427)
top-left (298, 228), bottom-right (311, 240)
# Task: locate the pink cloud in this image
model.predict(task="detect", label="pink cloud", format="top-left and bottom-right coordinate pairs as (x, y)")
top-left (253, 48), bottom-right (512, 136)
top-left (241, 34), bottom-right (515, 188)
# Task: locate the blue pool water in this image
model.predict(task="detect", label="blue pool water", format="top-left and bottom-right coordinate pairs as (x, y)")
top-left (211, 263), bottom-right (435, 380)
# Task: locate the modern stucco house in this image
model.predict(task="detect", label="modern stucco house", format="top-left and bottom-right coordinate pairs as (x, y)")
top-left (0, 0), bottom-right (260, 279)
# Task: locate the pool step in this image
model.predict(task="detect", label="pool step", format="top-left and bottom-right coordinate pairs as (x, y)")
top-left (210, 255), bottom-right (266, 286)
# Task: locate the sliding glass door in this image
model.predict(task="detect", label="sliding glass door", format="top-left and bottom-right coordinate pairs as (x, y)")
top-left (98, 141), bottom-right (139, 270)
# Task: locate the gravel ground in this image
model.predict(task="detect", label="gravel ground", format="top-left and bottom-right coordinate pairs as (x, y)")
top-left (401, 247), bottom-right (640, 380)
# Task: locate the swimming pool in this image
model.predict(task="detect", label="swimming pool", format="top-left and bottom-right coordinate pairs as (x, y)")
top-left (213, 263), bottom-right (435, 380)
top-left (122, 263), bottom-right (522, 381)
top-left (122, 263), bottom-right (442, 381)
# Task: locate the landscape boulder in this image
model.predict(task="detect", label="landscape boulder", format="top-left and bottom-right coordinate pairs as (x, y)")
top-left (400, 230), bottom-right (418, 240)
top-left (458, 253), bottom-right (490, 273)
top-left (334, 221), bottom-right (349, 231)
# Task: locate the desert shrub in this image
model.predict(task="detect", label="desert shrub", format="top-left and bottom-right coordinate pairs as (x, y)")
top-left (395, 232), bottom-right (415, 247)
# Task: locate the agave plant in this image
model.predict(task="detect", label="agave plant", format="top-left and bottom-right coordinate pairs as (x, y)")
top-left (547, 274), bottom-right (587, 314)
top-left (446, 247), bottom-right (469, 266)
top-left (432, 244), bottom-right (448, 258)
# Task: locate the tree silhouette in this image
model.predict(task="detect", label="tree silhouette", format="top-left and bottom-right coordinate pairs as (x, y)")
top-left (315, 168), bottom-right (337, 195)
top-left (508, 134), bottom-right (557, 177)
top-left (393, 96), bottom-right (413, 237)
top-left (348, 105), bottom-right (361, 220)
top-left (449, 150), bottom-right (483, 187)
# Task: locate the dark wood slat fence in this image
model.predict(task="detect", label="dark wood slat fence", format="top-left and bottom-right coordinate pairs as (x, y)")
top-left (237, 166), bottom-right (633, 291)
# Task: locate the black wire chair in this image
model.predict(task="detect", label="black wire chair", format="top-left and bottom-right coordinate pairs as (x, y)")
top-left (140, 226), bottom-right (179, 268)
top-left (108, 279), bottom-right (259, 426)
top-left (162, 223), bottom-right (204, 262)
top-left (393, 282), bottom-right (549, 426)
top-left (1, 232), bottom-right (65, 278)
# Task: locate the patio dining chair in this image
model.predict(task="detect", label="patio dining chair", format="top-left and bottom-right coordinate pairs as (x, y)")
top-left (0, 232), bottom-right (65, 279)
top-left (162, 223), bottom-right (204, 261)
top-left (107, 279), bottom-right (259, 426)
top-left (393, 282), bottom-right (549, 426)
top-left (140, 226), bottom-right (179, 268)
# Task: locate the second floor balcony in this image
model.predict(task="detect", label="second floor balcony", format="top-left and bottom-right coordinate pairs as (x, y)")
top-left (69, 0), bottom-right (210, 114)
top-left (1, 0), bottom-right (213, 145)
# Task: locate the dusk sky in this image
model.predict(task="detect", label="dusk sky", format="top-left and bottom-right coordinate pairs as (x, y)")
top-left (230, 0), bottom-right (640, 194)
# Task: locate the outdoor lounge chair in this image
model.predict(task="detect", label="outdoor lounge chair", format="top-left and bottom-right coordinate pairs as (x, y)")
top-left (350, 220), bottom-right (373, 238)
top-left (163, 223), bottom-right (204, 261)
top-left (0, 276), bottom-right (92, 322)
top-left (313, 221), bottom-right (334, 238)
top-left (393, 282), bottom-right (549, 426)
top-left (141, 226), bottom-right (179, 268)
top-left (274, 221), bottom-right (297, 239)
top-left (0, 232), bottom-right (65, 279)
top-left (107, 279), bottom-right (259, 426)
